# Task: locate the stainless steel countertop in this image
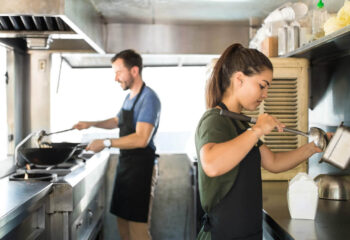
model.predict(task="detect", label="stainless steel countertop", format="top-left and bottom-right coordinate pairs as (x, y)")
top-left (263, 181), bottom-right (350, 240)
top-left (0, 178), bottom-right (52, 230)
top-left (0, 149), bottom-right (110, 233)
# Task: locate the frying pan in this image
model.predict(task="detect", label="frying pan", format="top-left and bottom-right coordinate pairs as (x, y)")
top-left (40, 142), bottom-right (85, 156)
top-left (220, 109), bottom-right (329, 151)
top-left (19, 143), bottom-right (87, 166)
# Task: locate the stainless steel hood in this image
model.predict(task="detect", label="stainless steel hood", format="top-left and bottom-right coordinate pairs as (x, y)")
top-left (0, 0), bottom-right (105, 53)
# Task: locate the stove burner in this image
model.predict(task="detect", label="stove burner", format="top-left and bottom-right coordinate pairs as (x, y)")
top-left (9, 172), bottom-right (58, 182)
top-left (16, 158), bottom-right (85, 177)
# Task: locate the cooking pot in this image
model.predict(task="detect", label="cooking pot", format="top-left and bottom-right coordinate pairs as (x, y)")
top-left (19, 143), bottom-right (87, 166)
top-left (314, 174), bottom-right (350, 200)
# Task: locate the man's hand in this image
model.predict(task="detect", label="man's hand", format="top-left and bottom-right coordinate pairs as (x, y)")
top-left (73, 121), bottom-right (92, 130)
top-left (86, 139), bottom-right (105, 153)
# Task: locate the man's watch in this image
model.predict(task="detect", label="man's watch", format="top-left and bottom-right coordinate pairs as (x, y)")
top-left (103, 139), bottom-right (112, 148)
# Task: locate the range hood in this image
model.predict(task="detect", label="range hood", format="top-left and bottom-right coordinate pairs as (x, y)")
top-left (0, 0), bottom-right (105, 53)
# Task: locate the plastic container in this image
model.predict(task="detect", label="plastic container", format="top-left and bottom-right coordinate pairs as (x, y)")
top-left (299, 27), bottom-right (312, 46)
top-left (287, 21), bottom-right (300, 52)
top-left (312, 0), bottom-right (328, 39)
top-left (278, 25), bottom-right (288, 55)
top-left (287, 173), bottom-right (318, 220)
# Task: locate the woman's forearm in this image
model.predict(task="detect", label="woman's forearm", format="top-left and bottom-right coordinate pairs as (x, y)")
top-left (266, 142), bottom-right (319, 173)
top-left (200, 129), bottom-right (260, 177)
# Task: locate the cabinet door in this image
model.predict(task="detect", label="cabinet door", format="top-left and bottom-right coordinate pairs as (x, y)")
top-left (243, 58), bottom-right (309, 180)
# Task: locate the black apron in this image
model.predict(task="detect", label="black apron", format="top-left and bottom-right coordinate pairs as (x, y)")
top-left (201, 102), bottom-right (263, 240)
top-left (110, 83), bottom-right (156, 223)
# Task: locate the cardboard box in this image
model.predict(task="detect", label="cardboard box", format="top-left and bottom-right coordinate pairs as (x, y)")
top-left (261, 36), bottom-right (278, 57)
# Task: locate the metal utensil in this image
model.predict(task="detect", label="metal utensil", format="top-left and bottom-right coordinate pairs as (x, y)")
top-left (219, 109), bottom-right (328, 150)
top-left (37, 128), bottom-right (74, 143)
top-left (40, 128), bottom-right (74, 137)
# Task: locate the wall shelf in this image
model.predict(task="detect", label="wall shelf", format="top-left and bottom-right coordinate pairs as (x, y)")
top-left (282, 24), bottom-right (350, 64)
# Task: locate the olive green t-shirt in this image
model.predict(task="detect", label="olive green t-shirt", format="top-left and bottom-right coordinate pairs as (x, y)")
top-left (195, 108), bottom-right (263, 239)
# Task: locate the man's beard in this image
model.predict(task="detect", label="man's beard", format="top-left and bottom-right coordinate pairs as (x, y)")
top-left (123, 76), bottom-right (134, 91)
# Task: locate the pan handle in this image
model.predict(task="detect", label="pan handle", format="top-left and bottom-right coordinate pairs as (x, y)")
top-left (75, 143), bottom-right (88, 149)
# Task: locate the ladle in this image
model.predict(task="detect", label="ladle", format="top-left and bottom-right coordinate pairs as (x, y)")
top-left (220, 109), bottom-right (328, 151)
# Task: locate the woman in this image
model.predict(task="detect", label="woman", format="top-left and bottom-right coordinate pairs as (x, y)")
top-left (195, 43), bottom-right (323, 240)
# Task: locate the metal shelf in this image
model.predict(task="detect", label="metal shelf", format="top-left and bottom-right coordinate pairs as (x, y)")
top-left (282, 24), bottom-right (350, 64)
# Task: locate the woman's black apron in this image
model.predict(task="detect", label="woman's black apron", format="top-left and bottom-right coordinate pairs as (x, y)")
top-left (110, 83), bottom-right (156, 223)
top-left (201, 102), bottom-right (263, 239)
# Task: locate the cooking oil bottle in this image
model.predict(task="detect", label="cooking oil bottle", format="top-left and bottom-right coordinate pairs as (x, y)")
top-left (312, 0), bottom-right (328, 39)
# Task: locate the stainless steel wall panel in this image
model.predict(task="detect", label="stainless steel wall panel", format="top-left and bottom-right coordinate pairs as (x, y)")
top-left (106, 23), bottom-right (249, 54)
top-left (308, 56), bottom-right (350, 177)
top-left (0, 0), bottom-right (63, 15)
top-left (63, 0), bottom-right (106, 53)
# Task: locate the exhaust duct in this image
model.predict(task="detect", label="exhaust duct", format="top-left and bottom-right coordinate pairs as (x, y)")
top-left (0, 0), bottom-right (105, 53)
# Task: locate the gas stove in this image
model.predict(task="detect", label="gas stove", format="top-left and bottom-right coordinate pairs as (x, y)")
top-left (10, 153), bottom-right (94, 181)
top-left (6, 151), bottom-right (109, 240)
top-left (14, 159), bottom-right (85, 178)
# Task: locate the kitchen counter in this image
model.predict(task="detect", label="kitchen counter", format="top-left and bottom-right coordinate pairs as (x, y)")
top-left (262, 181), bottom-right (350, 240)
top-left (0, 150), bottom-right (110, 239)
top-left (0, 178), bottom-right (52, 238)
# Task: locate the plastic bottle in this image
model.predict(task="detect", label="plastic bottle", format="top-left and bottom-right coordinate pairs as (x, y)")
top-left (312, 0), bottom-right (328, 39)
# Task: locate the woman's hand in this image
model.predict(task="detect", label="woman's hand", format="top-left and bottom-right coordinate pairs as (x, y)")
top-left (253, 113), bottom-right (285, 136)
top-left (304, 132), bottom-right (334, 153)
top-left (326, 132), bottom-right (334, 140)
top-left (310, 141), bottom-right (323, 153)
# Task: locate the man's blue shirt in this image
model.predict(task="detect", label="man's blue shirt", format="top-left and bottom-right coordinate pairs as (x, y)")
top-left (117, 86), bottom-right (161, 151)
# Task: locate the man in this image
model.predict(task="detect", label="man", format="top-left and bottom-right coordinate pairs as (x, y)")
top-left (73, 49), bottom-right (161, 240)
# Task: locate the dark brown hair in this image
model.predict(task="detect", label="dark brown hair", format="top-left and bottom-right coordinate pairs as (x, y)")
top-left (206, 43), bottom-right (273, 108)
top-left (111, 49), bottom-right (143, 75)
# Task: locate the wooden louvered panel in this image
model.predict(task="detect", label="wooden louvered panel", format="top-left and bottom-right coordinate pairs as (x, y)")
top-left (265, 102), bottom-right (297, 106)
top-left (265, 135), bottom-right (297, 140)
top-left (267, 93), bottom-right (297, 98)
top-left (243, 58), bottom-right (309, 180)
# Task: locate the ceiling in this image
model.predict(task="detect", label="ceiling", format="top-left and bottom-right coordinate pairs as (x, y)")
top-left (90, 0), bottom-right (343, 25)
top-left (0, 0), bottom-right (345, 54)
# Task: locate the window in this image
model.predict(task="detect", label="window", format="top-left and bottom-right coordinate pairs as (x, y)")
top-left (143, 66), bottom-right (206, 154)
top-left (50, 54), bottom-right (214, 154)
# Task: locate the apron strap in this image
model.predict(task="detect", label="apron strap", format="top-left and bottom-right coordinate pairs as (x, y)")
top-left (218, 102), bottom-right (248, 133)
top-left (202, 213), bottom-right (212, 232)
top-left (131, 82), bottom-right (146, 111)
top-left (218, 102), bottom-right (228, 110)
